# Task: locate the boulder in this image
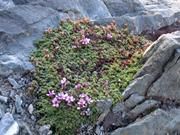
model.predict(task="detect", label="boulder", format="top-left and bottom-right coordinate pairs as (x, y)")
top-left (111, 109), bottom-right (180, 135)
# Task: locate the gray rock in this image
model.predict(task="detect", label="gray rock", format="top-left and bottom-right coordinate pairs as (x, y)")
top-left (96, 0), bottom-right (180, 34)
top-left (112, 102), bottom-right (126, 113)
top-left (122, 74), bottom-right (154, 99)
top-left (0, 0), bottom-right (15, 11)
top-left (96, 99), bottom-right (112, 113)
top-left (124, 94), bottom-right (145, 109)
top-left (95, 125), bottom-right (104, 135)
top-left (111, 108), bottom-right (180, 135)
top-left (34, 0), bottom-right (111, 20)
top-left (39, 125), bottom-right (52, 135)
top-left (128, 100), bottom-right (159, 118)
top-left (0, 113), bottom-right (19, 135)
top-left (0, 55), bottom-right (34, 77)
top-left (8, 77), bottom-right (21, 89)
top-left (148, 56), bottom-right (180, 101)
top-left (28, 104), bottom-right (33, 114)
top-left (0, 103), bottom-right (5, 119)
top-left (103, 0), bottom-right (144, 16)
top-left (0, 95), bottom-right (8, 103)
top-left (15, 95), bottom-right (23, 114)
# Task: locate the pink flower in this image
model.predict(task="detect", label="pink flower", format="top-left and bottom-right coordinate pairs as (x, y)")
top-left (75, 83), bottom-right (82, 90)
top-left (85, 96), bottom-right (93, 104)
top-left (65, 95), bottom-right (75, 105)
top-left (107, 33), bottom-right (112, 39)
top-left (60, 77), bottom-right (68, 88)
top-left (80, 37), bottom-right (90, 45)
top-left (77, 98), bottom-right (87, 109)
top-left (60, 77), bottom-right (67, 85)
top-left (46, 90), bottom-right (55, 97)
top-left (79, 93), bottom-right (86, 98)
top-left (52, 96), bottom-right (60, 108)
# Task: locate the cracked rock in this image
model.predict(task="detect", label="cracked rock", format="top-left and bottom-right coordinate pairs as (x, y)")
top-left (0, 113), bottom-right (19, 135)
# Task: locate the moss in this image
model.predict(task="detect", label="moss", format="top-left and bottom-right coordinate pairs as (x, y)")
top-left (31, 18), bottom-right (149, 135)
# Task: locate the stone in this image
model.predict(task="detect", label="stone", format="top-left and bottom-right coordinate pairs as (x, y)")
top-left (28, 104), bottom-right (33, 114)
top-left (95, 125), bottom-right (104, 135)
top-left (0, 0), bottom-right (15, 11)
top-left (8, 77), bottom-right (21, 89)
top-left (122, 74), bottom-right (154, 99)
top-left (103, 0), bottom-right (144, 16)
top-left (39, 125), bottom-right (52, 135)
top-left (96, 99), bottom-right (112, 113)
top-left (34, 0), bottom-right (111, 20)
top-left (0, 113), bottom-right (19, 135)
top-left (128, 100), bottom-right (159, 118)
top-left (0, 103), bottom-right (5, 119)
top-left (111, 109), bottom-right (180, 135)
top-left (124, 94), bottom-right (145, 109)
top-left (0, 95), bottom-right (8, 103)
top-left (96, 0), bottom-right (180, 34)
top-left (15, 95), bottom-right (23, 114)
top-left (148, 57), bottom-right (180, 101)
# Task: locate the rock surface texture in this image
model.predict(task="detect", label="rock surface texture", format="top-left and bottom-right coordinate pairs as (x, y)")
top-left (0, 0), bottom-right (179, 134)
top-left (101, 31), bottom-right (180, 135)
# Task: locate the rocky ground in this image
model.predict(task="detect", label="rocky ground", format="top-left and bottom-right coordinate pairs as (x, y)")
top-left (0, 0), bottom-right (179, 135)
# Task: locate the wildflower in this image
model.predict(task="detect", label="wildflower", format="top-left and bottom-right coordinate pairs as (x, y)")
top-left (77, 98), bottom-right (87, 109)
top-left (46, 90), bottom-right (55, 97)
top-left (107, 33), bottom-right (112, 39)
top-left (65, 95), bottom-right (75, 105)
top-left (61, 77), bottom-right (67, 85)
top-left (52, 96), bottom-right (60, 108)
top-left (75, 83), bottom-right (82, 90)
top-left (60, 77), bottom-right (68, 88)
top-left (80, 37), bottom-right (90, 45)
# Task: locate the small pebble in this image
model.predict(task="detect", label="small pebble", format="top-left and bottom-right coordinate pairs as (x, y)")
top-left (28, 104), bottom-right (34, 114)
top-left (0, 95), bottom-right (8, 103)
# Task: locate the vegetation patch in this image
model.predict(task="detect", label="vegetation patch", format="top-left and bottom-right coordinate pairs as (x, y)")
top-left (31, 18), bottom-right (149, 135)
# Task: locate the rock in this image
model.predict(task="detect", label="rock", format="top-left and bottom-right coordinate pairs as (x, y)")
top-left (34, 0), bottom-right (111, 20)
top-left (0, 55), bottom-right (34, 77)
top-left (8, 77), bottom-right (21, 89)
top-left (0, 103), bottom-right (5, 119)
top-left (28, 104), bottom-right (33, 114)
top-left (18, 121), bottom-right (33, 135)
top-left (95, 125), bottom-right (104, 135)
top-left (111, 109), bottom-right (180, 135)
top-left (39, 125), bottom-right (52, 135)
top-left (137, 31), bottom-right (180, 78)
top-left (112, 102), bottom-right (126, 113)
top-left (122, 74), bottom-right (154, 99)
top-left (0, 0), bottom-right (15, 11)
top-left (96, 99), bottom-right (112, 113)
top-left (0, 95), bottom-right (8, 103)
top-left (128, 100), bottom-right (159, 118)
top-left (0, 113), bottom-right (19, 135)
top-left (124, 94), bottom-right (145, 109)
top-left (15, 95), bottom-right (23, 114)
top-left (103, 0), bottom-right (144, 16)
top-left (96, 0), bottom-right (180, 34)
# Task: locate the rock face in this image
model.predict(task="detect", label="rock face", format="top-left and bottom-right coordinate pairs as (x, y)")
top-left (102, 31), bottom-right (180, 135)
top-left (0, 0), bottom-right (179, 134)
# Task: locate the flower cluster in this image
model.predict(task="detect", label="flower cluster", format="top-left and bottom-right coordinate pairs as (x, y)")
top-left (47, 90), bottom-right (93, 115)
top-left (75, 82), bottom-right (89, 90)
top-left (77, 94), bottom-right (93, 109)
top-left (47, 92), bottom-right (75, 107)
top-left (107, 33), bottom-right (113, 39)
top-left (47, 78), bottom-right (93, 115)
top-left (80, 37), bottom-right (90, 45)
